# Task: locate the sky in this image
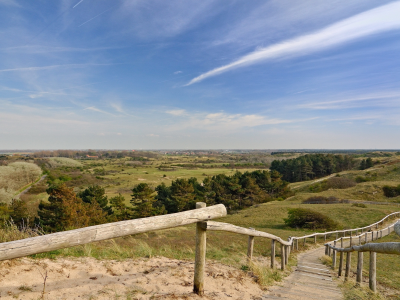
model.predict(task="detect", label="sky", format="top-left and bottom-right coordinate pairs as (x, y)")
top-left (1, 0), bottom-right (400, 150)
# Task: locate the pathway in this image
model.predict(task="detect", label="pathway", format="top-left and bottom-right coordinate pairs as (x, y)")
top-left (263, 247), bottom-right (342, 299)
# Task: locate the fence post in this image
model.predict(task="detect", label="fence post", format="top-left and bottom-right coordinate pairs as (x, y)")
top-left (314, 234), bottom-right (317, 244)
top-left (372, 231), bottom-right (374, 241)
top-left (332, 241), bottom-right (336, 269)
top-left (285, 245), bottom-right (289, 265)
top-left (338, 238), bottom-right (344, 276)
top-left (365, 232), bottom-right (368, 243)
top-left (303, 238), bottom-right (306, 247)
top-left (328, 245), bottom-right (331, 257)
top-left (194, 202), bottom-right (207, 295)
top-left (296, 239), bottom-right (298, 251)
top-left (271, 240), bottom-right (275, 269)
top-left (350, 232), bottom-right (353, 246)
top-left (369, 252), bottom-right (376, 292)
top-left (336, 232), bottom-right (338, 239)
top-left (356, 251), bottom-right (363, 285)
top-left (287, 238), bottom-right (291, 258)
top-left (281, 243), bottom-right (285, 270)
top-left (324, 234), bottom-right (326, 242)
top-left (345, 252), bottom-right (351, 280)
top-left (325, 245), bottom-right (328, 255)
top-left (247, 230), bottom-right (255, 263)
top-left (359, 236), bottom-right (361, 245)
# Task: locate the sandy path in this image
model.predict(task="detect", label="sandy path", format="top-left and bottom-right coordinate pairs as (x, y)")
top-left (0, 257), bottom-right (265, 300)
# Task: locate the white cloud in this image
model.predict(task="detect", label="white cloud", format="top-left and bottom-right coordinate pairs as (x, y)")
top-left (166, 109), bottom-right (186, 116)
top-left (187, 1), bottom-right (400, 85)
top-left (84, 106), bottom-right (115, 116)
top-left (174, 71), bottom-right (182, 74)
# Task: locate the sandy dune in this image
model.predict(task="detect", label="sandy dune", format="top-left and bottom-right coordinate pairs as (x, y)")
top-left (0, 257), bottom-right (265, 299)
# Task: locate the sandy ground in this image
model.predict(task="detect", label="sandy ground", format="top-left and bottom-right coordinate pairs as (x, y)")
top-left (0, 257), bottom-right (265, 300)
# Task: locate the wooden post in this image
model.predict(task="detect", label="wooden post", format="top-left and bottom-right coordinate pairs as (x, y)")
top-left (314, 234), bottom-right (317, 244)
top-left (332, 242), bottom-right (337, 269)
top-left (194, 202), bottom-right (207, 295)
top-left (388, 226), bottom-right (391, 234)
top-left (296, 239), bottom-right (298, 251)
top-left (369, 252), bottom-right (376, 292)
top-left (328, 245), bottom-right (331, 257)
top-left (336, 232), bottom-right (338, 239)
top-left (303, 238), bottom-right (306, 247)
top-left (350, 235), bottom-right (353, 246)
top-left (285, 245), bottom-right (289, 265)
top-left (356, 251), bottom-right (363, 285)
top-left (343, 231), bottom-right (346, 237)
top-left (359, 236), bottom-right (361, 245)
top-left (247, 235), bottom-right (255, 263)
top-left (324, 234), bottom-right (326, 242)
top-left (281, 243), bottom-right (285, 270)
top-left (325, 245), bottom-right (328, 255)
top-left (345, 252), bottom-right (351, 280)
top-left (339, 238), bottom-right (344, 276)
top-left (271, 240), bottom-right (275, 269)
top-left (365, 232), bottom-right (368, 243)
top-left (372, 231), bottom-right (374, 241)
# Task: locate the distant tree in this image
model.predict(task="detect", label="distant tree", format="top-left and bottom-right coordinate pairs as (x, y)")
top-left (366, 158), bottom-right (373, 169)
top-left (37, 184), bottom-right (107, 232)
top-left (109, 194), bottom-right (132, 221)
top-left (359, 159), bottom-right (366, 170)
top-left (78, 185), bottom-right (112, 215)
top-left (131, 183), bottom-right (165, 218)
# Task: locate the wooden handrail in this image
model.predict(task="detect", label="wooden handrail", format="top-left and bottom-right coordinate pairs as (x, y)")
top-left (206, 221), bottom-right (292, 245)
top-left (0, 204), bottom-right (227, 261)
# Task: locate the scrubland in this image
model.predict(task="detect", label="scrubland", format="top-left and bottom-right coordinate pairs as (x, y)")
top-left (0, 151), bottom-right (400, 298)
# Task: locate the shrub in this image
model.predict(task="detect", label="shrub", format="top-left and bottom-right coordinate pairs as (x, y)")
top-left (352, 203), bottom-right (367, 208)
top-left (382, 185), bottom-right (400, 198)
top-left (326, 177), bottom-right (356, 189)
top-left (284, 208), bottom-right (339, 230)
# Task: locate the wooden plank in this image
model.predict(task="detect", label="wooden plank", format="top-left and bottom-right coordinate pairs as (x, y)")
top-left (247, 233), bottom-right (255, 263)
top-left (0, 204), bottom-right (227, 261)
top-left (194, 202), bottom-right (207, 296)
top-left (206, 221), bottom-right (292, 245)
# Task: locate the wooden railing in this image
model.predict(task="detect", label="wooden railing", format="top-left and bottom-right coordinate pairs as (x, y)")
top-left (324, 218), bottom-right (400, 292)
top-left (0, 202), bottom-right (399, 296)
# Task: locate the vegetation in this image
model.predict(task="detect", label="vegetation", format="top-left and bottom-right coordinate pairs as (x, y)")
top-left (0, 162), bottom-right (42, 204)
top-left (284, 208), bottom-right (339, 230)
top-left (382, 184), bottom-right (400, 198)
top-left (270, 153), bottom-right (355, 182)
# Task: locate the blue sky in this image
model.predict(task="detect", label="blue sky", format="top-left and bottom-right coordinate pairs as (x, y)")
top-left (1, 0), bottom-right (400, 149)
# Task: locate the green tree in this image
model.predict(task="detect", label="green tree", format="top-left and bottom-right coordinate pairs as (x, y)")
top-left (131, 183), bottom-right (165, 218)
top-left (78, 185), bottom-right (112, 215)
top-left (109, 194), bottom-right (132, 221)
top-left (366, 157), bottom-right (373, 169)
top-left (37, 184), bottom-right (107, 232)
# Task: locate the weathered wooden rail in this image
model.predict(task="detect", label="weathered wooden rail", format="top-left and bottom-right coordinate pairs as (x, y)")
top-left (0, 202), bottom-right (399, 296)
top-left (325, 219), bottom-right (400, 292)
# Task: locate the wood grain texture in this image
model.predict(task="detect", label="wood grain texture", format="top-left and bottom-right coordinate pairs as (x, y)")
top-left (0, 204), bottom-right (227, 261)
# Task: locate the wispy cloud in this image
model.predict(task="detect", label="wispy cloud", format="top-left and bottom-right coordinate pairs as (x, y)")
top-left (0, 63), bottom-right (112, 73)
top-left (174, 71), bottom-right (182, 74)
top-left (78, 6), bottom-right (115, 27)
top-left (186, 1), bottom-right (400, 85)
top-left (84, 106), bottom-right (115, 116)
top-left (166, 109), bottom-right (186, 116)
top-left (73, 0), bottom-right (85, 9)
top-left (164, 109), bottom-right (314, 131)
top-left (300, 92), bottom-right (400, 110)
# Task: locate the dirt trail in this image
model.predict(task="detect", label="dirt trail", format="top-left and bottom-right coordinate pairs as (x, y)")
top-left (0, 257), bottom-right (266, 300)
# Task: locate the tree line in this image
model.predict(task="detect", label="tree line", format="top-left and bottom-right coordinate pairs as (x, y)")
top-left (3, 170), bottom-right (291, 232)
top-left (270, 154), bottom-right (355, 183)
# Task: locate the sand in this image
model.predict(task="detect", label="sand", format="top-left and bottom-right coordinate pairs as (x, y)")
top-left (0, 257), bottom-right (265, 300)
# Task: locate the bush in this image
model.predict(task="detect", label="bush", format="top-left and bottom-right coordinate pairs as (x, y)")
top-left (326, 177), bottom-right (356, 189)
top-left (382, 185), bottom-right (400, 198)
top-left (352, 203), bottom-right (367, 208)
top-left (284, 208), bottom-right (339, 230)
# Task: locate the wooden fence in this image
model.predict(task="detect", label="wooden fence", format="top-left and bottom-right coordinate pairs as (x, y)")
top-left (325, 220), bottom-right (400, 292)
top-left (0, 202), bottom-right (399, 295)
